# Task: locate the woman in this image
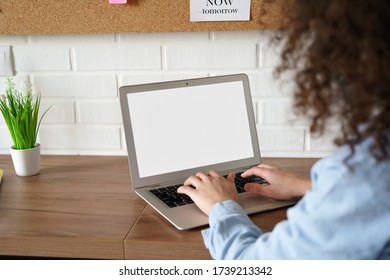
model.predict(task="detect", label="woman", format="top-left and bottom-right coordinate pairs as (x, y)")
top-left (178, 0), bottom-right (390, 259)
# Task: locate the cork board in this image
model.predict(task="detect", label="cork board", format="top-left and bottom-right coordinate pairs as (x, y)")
top-left (0, 0), bottom-right (282, 35)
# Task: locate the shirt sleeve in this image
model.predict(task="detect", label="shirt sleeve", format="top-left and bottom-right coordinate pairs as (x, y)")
top-left (202, 200), bottom-right (265, 259)
top-left (201, 153), bottom-right (390, 259)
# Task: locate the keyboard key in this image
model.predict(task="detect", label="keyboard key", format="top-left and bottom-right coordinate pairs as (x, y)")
top-left (149, 185), bottom-right (194, 208)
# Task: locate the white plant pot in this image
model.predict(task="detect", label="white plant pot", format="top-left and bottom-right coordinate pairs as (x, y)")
top-left (10, 144), bottom-right (41, 176)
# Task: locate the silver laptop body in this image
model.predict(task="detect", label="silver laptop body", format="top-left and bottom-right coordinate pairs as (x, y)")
top-left (119, 74), bottom-right (294, 230)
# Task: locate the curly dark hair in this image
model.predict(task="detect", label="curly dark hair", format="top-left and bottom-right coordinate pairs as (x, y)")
top-left (273, 0), bottom-right (390, 161)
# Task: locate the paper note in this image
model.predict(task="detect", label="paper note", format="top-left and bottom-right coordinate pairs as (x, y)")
top-left (190, 0), bottom-right (251, 22)
top-left (109, 0), bottom-right (127, 4)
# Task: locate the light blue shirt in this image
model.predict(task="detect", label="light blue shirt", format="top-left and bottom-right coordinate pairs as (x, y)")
top-left (202, 137), bottom-right (390, 259)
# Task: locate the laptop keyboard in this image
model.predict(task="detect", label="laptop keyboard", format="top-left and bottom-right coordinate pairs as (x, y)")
top-left (149, 172), bottom-right (269, 208)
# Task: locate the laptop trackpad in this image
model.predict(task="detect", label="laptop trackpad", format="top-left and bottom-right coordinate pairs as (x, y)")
top-left (239, 193), bottom-right (280, 214)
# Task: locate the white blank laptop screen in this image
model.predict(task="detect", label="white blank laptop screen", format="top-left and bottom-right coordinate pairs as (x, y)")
top-left (127, 81), bottom-right (254, 178)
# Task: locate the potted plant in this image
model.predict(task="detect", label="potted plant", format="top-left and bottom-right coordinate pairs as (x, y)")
top-left (0, 78), bottom-right (50, 176)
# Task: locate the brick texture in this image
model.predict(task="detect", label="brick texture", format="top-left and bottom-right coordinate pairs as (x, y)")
top-left (0, 31), bottom-right (336, 157)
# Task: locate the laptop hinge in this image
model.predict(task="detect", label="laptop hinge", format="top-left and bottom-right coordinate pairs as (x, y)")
top-left (142, 184), bottom-right (160, 189)
top-left (222, 166), bottom-right (252, 175)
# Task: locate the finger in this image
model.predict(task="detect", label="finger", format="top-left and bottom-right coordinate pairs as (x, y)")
top-left (257, 163), bottom-right (276, 169)
top-left (241, 167), bottom-right (266, 178)
top-left (177, 185), bottom-right (197, 196)
top-left (243, 164), bottom-right (275, 178)
top-left (196, 171), bottom-right (209, 181)
top-left (184, 175), bottom-right (202, 187)
top-left (241, 164), bottom-right (275, 176)
top-left (226, 172), bottom-right (236, 183)
top-left (208, 170), bottom-right (220, 178)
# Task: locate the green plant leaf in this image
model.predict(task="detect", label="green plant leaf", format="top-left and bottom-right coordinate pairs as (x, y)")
top-left (0, 78), bottom-right (50, 150)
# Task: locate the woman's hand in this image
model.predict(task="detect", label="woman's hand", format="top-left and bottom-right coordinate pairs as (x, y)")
top-left (177, 164), bottom-right (311, 215)
top-left (177, 170), bottom-right (238, 216)
top-left (241, 164), bottom-right (311, 200)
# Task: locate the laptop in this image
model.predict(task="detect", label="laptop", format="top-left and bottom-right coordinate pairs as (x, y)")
top-left (119, 74), bottom-right (295, 230)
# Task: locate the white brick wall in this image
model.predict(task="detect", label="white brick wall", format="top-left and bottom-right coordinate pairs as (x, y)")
top-left (32, 74), bottom-right (118, 98)
top-left (74, 44), bottom-right (161, 71)
top-left (166, 43), bottom-right (257, 69)
top-left (13, 46), bottom-right (71, 71)
top-left (0, 31), bottom-right (337, 157)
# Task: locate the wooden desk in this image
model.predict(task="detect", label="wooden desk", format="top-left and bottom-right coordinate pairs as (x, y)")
top-left (0, 155), bottom-right (318, 259)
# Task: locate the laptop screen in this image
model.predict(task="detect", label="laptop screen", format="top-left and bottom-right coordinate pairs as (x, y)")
top-left (120, 74), bottom-right (261, 187)
top-left (127, 81), bottom-right (254, 178)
